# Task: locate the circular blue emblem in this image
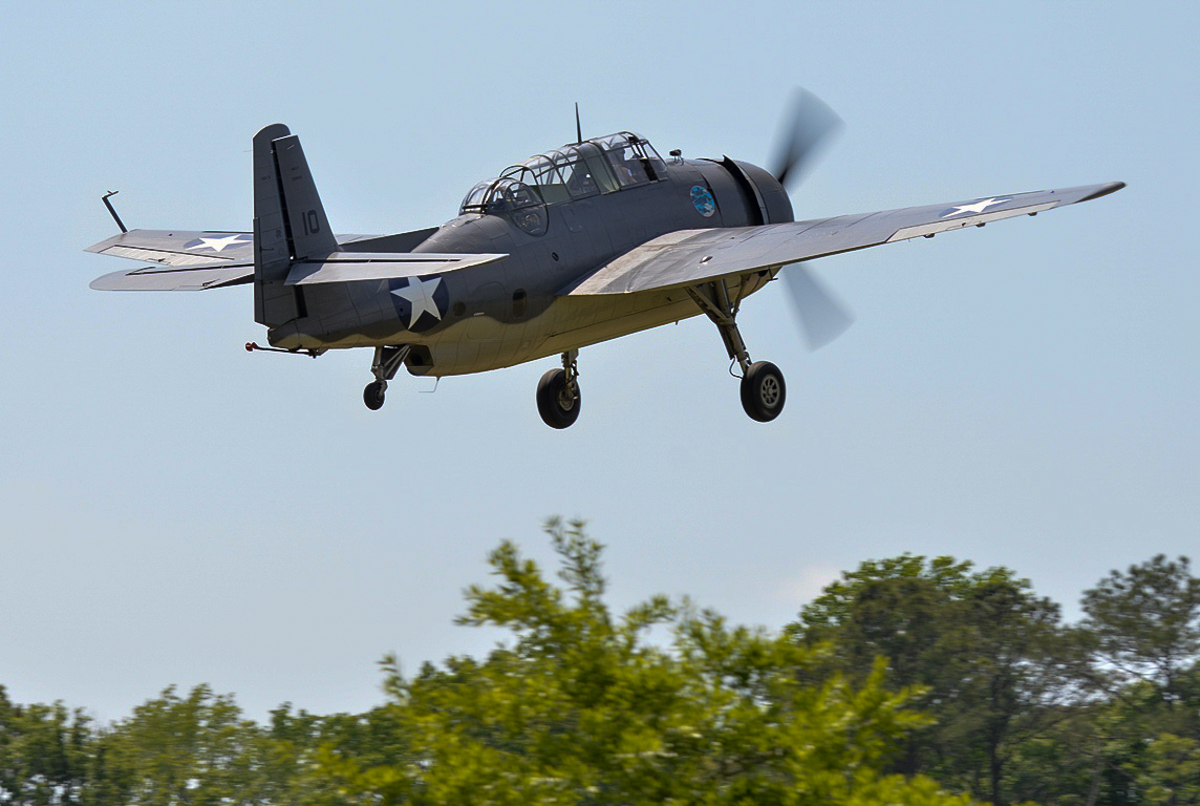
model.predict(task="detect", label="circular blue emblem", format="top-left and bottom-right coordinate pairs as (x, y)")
top-left (690, 185), bottom-right (716, 218)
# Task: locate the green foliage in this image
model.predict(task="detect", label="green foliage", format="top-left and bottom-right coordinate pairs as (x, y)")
top-left (791, 553), bottom-right (1200, 806)
top-left (97, 684), bottom-right (258, 804)
top-left (3, 529), bottom-right (1198, 806)
top-left (1081, 554), bottom-right (1200, 697)
top-left (0, 686), bottom-right (92, 805)
top-left (790, 554), bottom-right (1071, 805)
top-left (1138, 732), bottom-right (1200, 805)
top-left (331, 519), bottom-right (970, 805)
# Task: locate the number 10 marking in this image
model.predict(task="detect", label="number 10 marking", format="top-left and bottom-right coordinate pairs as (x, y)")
top-left (301, 210), bottom-right (320, 235)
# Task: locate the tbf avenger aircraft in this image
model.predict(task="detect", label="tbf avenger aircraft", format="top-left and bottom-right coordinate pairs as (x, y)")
top-left (88, 94), bottom-right (1123, 428)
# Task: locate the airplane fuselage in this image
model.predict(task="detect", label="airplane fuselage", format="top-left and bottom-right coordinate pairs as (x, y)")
top-left (267, 153), bottom-right (793, 377)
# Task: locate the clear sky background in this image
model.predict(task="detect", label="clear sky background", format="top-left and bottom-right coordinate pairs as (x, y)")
top-left (1, 2), bottom-right (1195, 723)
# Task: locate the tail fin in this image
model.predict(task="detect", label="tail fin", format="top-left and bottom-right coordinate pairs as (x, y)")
top-left (252, 124), bottom-right (338, 327)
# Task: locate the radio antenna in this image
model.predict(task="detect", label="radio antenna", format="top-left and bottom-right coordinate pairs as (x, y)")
top-left (575, 102), bottom-right (583, 144)
top-left (101, 190), bottom-right (128, 233)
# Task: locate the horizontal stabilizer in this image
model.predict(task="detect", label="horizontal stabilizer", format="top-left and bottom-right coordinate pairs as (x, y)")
top-left (284, 252), bottom-right (507, 286)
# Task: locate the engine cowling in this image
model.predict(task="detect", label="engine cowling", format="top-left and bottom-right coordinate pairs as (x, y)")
top-left (726, 159), bottom-right (794, 225)
top-left (692, 157), bottom-right (795, 228)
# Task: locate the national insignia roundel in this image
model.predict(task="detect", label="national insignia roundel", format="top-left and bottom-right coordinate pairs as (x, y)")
top-left (389, 275), bottom-right (450, 333)
top-left (939, 197), bottom-right (1011, 219)
top-left (183, 233), bottom-right (253, 253)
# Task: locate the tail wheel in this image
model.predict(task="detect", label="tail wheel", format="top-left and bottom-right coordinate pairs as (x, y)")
top-left (740, 361), bottom-right (786, 422)
top-left (536, 368), bottom-right (581, 429)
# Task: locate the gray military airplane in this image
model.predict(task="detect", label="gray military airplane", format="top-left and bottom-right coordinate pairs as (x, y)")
top-left (88, 95), bottom-right (1123, 428)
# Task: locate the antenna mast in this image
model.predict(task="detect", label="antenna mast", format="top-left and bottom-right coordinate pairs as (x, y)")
top-left (101, 190), bottom-right (128, 233)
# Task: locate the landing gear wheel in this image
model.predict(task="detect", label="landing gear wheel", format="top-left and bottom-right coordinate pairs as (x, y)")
top-left (363, 380), bottom-right (387, 411)
top-left (536, 368), bottom-right (581, 429)
top-left (740, 361), bottom-right (786, 422)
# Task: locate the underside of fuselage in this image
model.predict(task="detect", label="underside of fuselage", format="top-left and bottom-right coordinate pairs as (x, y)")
top-left (268, 264), bottom-right (776, 377)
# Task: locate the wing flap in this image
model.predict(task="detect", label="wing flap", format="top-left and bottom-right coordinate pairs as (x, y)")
top-left (564, 182), bottom-right (1124, 296)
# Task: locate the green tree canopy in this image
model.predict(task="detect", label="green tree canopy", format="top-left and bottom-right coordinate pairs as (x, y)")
top-left (1080, 554), bottom-right (1200, 698)
top-left (326, 520), bottom-right (972, 806)
top-left (0, 685), bottom-right (91, 805)
top-left (789, 554), bottom-right (1070, 806)
top-left (6, 524), bottom-right (1198, 806)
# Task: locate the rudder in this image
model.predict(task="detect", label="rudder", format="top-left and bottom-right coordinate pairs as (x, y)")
top-left (252, 123), bottom-right (338, 327)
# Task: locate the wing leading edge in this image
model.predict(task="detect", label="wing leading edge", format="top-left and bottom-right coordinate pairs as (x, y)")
top-left (563, 182), bottom-right (1124, 296)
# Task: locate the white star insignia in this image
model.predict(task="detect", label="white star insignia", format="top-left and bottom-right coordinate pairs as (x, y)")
top-left (193, 234), bottom-right (251, 252)
top-left (940, 197), bottom-right (1010, 219)
top-left (391, 276), bottom-right (444, 329)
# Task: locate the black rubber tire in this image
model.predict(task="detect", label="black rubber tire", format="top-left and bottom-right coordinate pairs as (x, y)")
top-left (363, 380), bottom-right (387, 411)
top-left (740, 361), bottom-right (786, 422)
top-left (536, 368), bottom-right (581, 429)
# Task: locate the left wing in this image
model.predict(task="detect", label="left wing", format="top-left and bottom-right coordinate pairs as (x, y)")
top-left (89, 251), bottom-right (508, 292)
top-left (87, 230), bottom-right (257, 267)
top-left (87, 228), bottom-right (504, 291)
top-left (90, 262), bottom-right (255, 291)
top-left (563, 182), bottom-right (1124, 296)
top-left (87, 229), bottom-right (258, 291)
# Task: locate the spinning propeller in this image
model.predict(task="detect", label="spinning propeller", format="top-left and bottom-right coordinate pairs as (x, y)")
top-left (769, 89), bottom-right (854, 351)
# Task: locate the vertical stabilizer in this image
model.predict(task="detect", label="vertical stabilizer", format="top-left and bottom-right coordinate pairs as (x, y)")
top-left (252, 124), bottom-right (337, 327)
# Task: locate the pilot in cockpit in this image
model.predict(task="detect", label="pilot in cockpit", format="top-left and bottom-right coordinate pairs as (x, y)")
top-left (609, 146), bottom-right (648, 187)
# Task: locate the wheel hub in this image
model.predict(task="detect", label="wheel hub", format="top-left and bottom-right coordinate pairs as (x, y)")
top-left (760, 376), bottom-right (781, 408)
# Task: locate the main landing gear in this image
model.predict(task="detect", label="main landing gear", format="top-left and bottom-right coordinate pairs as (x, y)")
top-left (687, 278), bottom-right (787, 423)
top-left (536, 349), bottom-right (581, 429)
top-left (363, 345), bottom-right (411, 411)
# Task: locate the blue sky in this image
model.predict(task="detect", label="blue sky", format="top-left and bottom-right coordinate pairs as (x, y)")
top-left (1, 1), bottom-right (1196, 722)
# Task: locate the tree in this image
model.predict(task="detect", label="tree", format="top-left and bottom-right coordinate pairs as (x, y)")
top-left (1080, 555), bottom-right (1200, 699)
top-left (325, 520), bottom-right (973, 806)
top-left (789, 555), bottom-right (1072, 805)
top-left (94, 684), bottom-right (269, 805)
top-left (1055, 556), bottom-right (1200, 806)
top-left (0, 686), bottom-right (92, 805)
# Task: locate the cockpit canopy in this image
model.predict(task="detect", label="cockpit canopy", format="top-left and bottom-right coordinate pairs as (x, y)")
top-left (459, 132), bottom-right (666, 233)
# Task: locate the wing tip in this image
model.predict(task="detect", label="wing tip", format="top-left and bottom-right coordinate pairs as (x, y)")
top-left (1079, 181), bottom-right (1126, 203)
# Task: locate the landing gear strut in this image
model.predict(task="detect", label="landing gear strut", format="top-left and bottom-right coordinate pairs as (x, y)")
top-left (363, 345), bottom-right (411, 411)
top-left (688, 277), bottom-right (787, 422)
top-left (537, 349), bottom-right (581, 429)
